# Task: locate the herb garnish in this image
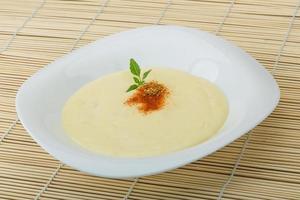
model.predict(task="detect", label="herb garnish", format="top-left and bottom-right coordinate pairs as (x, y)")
top-left (126, 58), bottom-right (152, 92)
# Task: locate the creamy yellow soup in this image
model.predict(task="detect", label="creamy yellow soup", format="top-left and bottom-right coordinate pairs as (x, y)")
top-left (62, 68), bottom-right (228, 157)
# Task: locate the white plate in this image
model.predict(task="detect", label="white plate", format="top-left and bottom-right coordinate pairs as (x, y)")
top-left (16, 25), bottom-right (280, 178)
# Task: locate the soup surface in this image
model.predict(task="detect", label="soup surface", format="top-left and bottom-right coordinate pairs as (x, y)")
top-left (62, 68), bottom-right (228, 157)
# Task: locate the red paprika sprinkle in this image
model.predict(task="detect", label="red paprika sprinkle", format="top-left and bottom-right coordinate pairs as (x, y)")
top-left (125, 81), bottom-right (169, 114)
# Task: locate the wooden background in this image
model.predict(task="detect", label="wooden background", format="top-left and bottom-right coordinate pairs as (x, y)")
top-left (0, 0), bottom-right (300, 199)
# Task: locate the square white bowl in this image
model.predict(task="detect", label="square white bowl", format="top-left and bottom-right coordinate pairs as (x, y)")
top-left (16, 25), bottom-right (280, 178)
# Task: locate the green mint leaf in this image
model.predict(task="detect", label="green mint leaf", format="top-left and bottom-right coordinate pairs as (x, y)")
top-left (133, 77), bottom-right (141, 85)
top-left (126, 84), bottom-right (138, 92)
top-left (130, 58), bottom-right (141, 76)
top-left (142, 69), bottom-right (152, 80)
top-left (126, 59), bottom-right (152, 93)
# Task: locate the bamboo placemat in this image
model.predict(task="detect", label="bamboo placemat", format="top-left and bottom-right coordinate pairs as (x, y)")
top-left (0, 0), bottom-right (300, 199)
